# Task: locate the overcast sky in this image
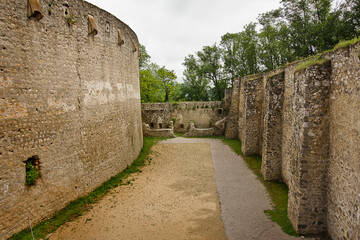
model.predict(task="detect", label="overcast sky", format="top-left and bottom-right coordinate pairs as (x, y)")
top-left (86, 0), bottom-right (281, 82)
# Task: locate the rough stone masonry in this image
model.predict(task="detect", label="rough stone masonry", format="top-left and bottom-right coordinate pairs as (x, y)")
top-left (0, 0), bottom-right (143, 238)
top-left (228, 43), bottom-right (360, 240)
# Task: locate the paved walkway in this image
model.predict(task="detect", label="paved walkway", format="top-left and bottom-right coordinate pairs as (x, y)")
top-left (163, 138), bottom-right (297, 240)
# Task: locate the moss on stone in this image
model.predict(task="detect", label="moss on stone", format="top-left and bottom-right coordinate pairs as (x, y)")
top-left (295, 57), bottom-right (328, 72)
top-left (334, 36), bottom-right (360, 50)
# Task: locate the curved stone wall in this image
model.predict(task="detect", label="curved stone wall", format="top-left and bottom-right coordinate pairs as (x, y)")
top-left (0, 0), bottom-right (142, 237)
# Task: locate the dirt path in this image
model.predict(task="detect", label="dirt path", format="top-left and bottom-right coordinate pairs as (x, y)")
top-left (50, 142), bottom-right (227, 240)
top-left (50, 138), bottom-right (298, 240)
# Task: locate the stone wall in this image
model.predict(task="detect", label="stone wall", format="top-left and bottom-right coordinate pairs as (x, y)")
top-left (142, 101), bottom-right (225, 133)
top-left (325, 44), bottom-right (360, 240)
top-left (225, 80), bottom-right (240, 139)
top-left (142, 122), bottom-right (175, 138)
top-left (261, 72), bottom-right (285, 181)
top-left (232, 42), bottom-right (360, 239)
top-left (0, 0), bottom-right (142, 238)
top-left (287, 61), bottom-right (331, 234)
top-left (239, 75), bottom-right (264, 155)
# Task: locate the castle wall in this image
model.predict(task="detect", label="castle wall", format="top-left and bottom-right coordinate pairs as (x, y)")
top-left (240, 76), bottom-right (263, 155)
top-left (325, 44), bottom-right (360, 240)
top-left (225, 79), bottom-right (240, 139)
top-left (261, 72), bottom-right (285, 181)
top-left (141, 102), bottom-right (224, 133)
top-left (232, 42), bottom-right (360, 239)
top-left (0, 0), bottom-right (143, 237)
top-left (287, 61), bottom-right (331, 234)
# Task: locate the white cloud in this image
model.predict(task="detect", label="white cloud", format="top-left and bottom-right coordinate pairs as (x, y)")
top-left (86, 0), bottom-right (281, 82)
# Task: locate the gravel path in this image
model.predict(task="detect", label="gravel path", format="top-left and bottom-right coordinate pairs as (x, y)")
top-left (163, 138), bottom-right (298, 240)
top-left (49, 137), bottom-right (298, 240)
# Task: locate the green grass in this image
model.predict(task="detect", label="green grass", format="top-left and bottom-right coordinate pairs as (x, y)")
top-left (334, 36), bottom-right (360, 50)
top-left (174, 132), bottom-right (185, 137)
top-left (295, 56), bottom-right (328, 72)
top-left (222, 139), bottom-right (299, 237)
top-left (10, 137), bottom-right (167, 240)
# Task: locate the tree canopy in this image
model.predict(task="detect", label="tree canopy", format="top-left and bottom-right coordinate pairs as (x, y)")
top-left (141, 0), bottom-right (359, 102)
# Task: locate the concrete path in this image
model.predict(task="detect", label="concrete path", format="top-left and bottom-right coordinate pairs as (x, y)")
top-left (162, 138), bottom-right (298, 240)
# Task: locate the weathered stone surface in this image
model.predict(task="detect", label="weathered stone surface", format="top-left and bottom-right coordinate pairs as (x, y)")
top-left (233, 42), bottom-right (359, 239)
top-left (261, 72), bottom-right (285, 181)
top-left (225, 79), bottom-right (240, 139)
top-left (142, 123), bottom-right (175, 138)
top-left (287, 61), bottom-right (331, 235)
top-left (0, 0), bottom-right (142, 238)
top-left (184, 122), bottom-right (214, 137)
top-left (325, 44), bottom-right (360, 240)
top-left (142, 101), bottom-right (224, 133)
top-left (239, 76), bottom-right (264, 156)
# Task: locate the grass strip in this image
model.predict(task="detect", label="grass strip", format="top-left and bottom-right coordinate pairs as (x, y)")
top-left (334, 36), bottom-right (360, 50)
top-left (10, 137), bottom-right (167, 240)
top-left (295, 56), bottom-right (328, 72)
top-left (222, 139), bottom-right (299, 237)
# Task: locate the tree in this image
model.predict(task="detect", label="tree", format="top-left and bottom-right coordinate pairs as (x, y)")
top-left (140, 63), bottom-right (163, 103)
top-left (139, 44), bottom-right (151, 70)
top-left (182, 54), bottom-right (210, 101)
top-left (156, 66), bottom-right (177, 102)
top-left (220, 33), bottom-right (242, 87)
top-left (197, 44), bottom-right (227, 100)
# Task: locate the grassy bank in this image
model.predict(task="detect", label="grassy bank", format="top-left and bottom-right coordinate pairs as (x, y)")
top-left (10, 137), bottom-right (166, 240)
top-left (222, 139), bottom-right (298, 237)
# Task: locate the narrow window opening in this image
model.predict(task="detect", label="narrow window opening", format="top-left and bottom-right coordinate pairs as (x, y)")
top-left (150, 123), bottom-right (154, 128)
top-left (105, 22), bottom-right (110, 33)
top-left (180, 124), bottom-right (184, 129)
top-left (159, 123), bottom-right (163, 129)
top-left (24, 155), bottom-right (41, 186)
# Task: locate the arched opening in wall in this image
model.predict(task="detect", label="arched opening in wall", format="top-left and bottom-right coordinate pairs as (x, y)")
top-left (150, 123), bottom-right (154, 128)
top-left (180, 124), bottom-right (184, 129)
top-left (217, 109), bottom-right (223, 115)
top-left (159, 123), bottom-right (163, 129)
top-left (24, 155), bottom-right (41, 186)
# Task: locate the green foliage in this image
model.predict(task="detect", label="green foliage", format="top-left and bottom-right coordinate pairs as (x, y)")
top-left (140, 66), bottom-right (163, 103)
top-left (139, 44), bottom-right (151, 70)
top-left (139, 44), bottom-right (180, 103)
top-left (157, 66), bottom-right (177, 102)
top-left (25, 160), bottom-right (41, 186)
top-left (192, 105), bottom-right (197, 110)
top-left (182, 54), bottom-right (210, 101)
top-left (197, 44), bottom-right (228, 100)
top-left (295, 56), bottom-right (328, 71)
top-left (66, 13), bottom-right (77, 26)
top-left (10, 137), bottom-right (167, 240)
top-left (334, 36), bottom-right (360, 50)
top-left (222, 139), bottom-right (298, 237)
top-left (171, 117), bottom-right (177, 123)
top-left (183, 0), bottom-right (359, 92)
